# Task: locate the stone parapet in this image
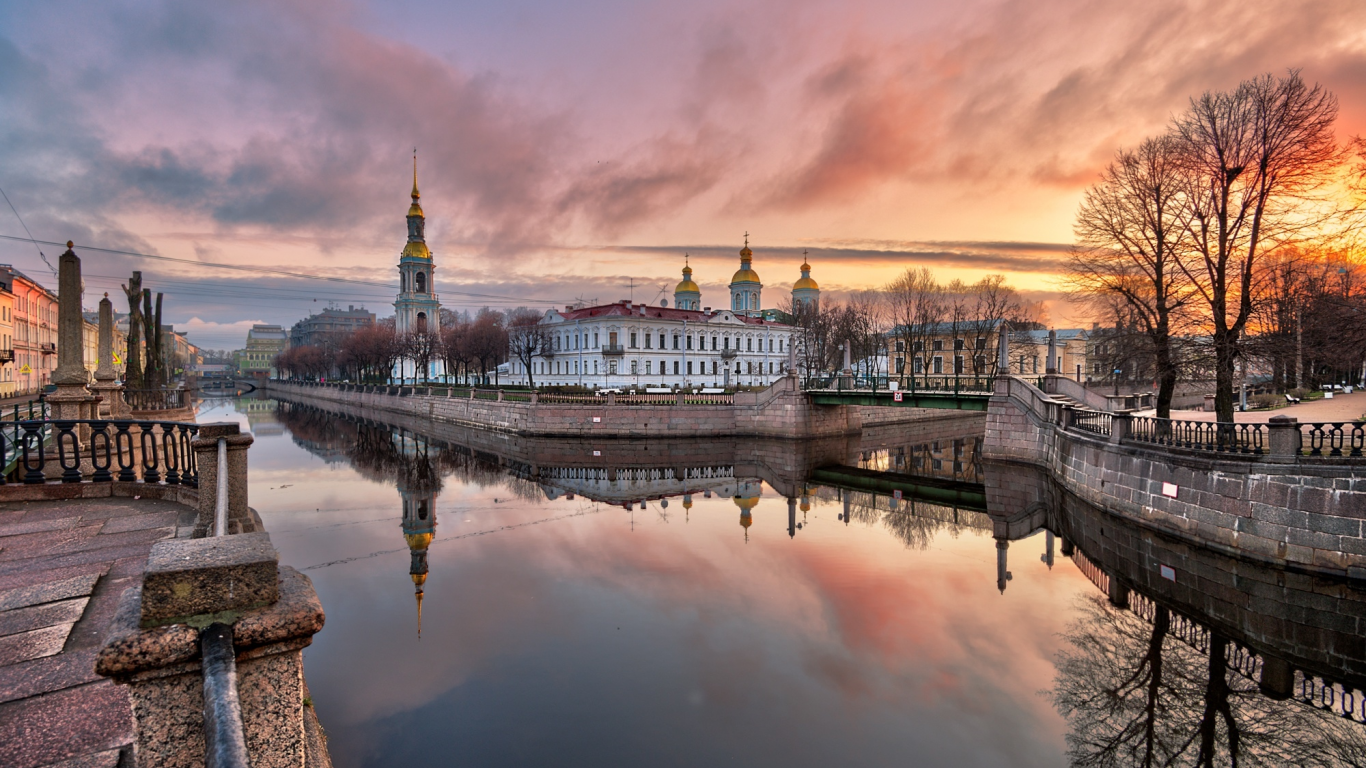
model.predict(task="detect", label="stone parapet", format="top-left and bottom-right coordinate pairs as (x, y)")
top-left (984, 376), bottom-right (1366, 579)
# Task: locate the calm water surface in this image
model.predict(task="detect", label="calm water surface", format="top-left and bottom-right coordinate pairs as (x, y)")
top-left (198, 396), bottom-right (1366, 767)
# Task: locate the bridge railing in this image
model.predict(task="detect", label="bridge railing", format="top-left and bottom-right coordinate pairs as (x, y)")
top-left (808, 374), bottom-right (997, 394)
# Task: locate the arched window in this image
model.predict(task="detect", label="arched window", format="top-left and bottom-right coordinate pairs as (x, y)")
top-left (416, 312), bottom-right (427, 333)
top-left (416, 272), bottom-right (426, 293)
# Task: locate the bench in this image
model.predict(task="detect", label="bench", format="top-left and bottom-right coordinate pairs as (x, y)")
top-left (1286, 394), bottom-right (1301, 405)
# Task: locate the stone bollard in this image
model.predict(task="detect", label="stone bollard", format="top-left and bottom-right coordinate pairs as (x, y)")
top-left (191, 422), bottom-right (257, 537)
top-left (1109, 412), bottom-right (1131, 445)
top-left (607, 392), bottom-right (616, 406)
top-left (1107, 578), bottom-right (1130, 608)
top-left (96, 533), bottom-right (326, 768)
top-left (497, 389), bottom-right (504, 402)
top-left (1268, 415), bottom-right (1302, 458)
top-left (530, 392), bottom-right (538, 404)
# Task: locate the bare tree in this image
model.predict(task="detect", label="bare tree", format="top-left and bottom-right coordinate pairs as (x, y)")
top-left (1174, 71), bottom-right (1344, 423)
top-left (967, 275), bottom-right (1022, 378)
top-left (507, 308), bottom-right (550, 390)
top-left (121, 272), bottom-right (143, 388)
top-left (1069, 136), bottom-right (1195, 417)
top-left (403, 330), bottom-right (441, 385)
top-left (886, 267), bottom-right (945, 380)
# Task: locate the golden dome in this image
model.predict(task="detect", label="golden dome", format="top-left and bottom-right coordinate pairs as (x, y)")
top-left (732, 239), bottom-right (759, 284)
top-left (800, 499), bottom-right (811, 512)
top-left (739, 510), bottom-right (752, 528)
top-left (405, 531), bottom-right (433, 550)
top-left (402, 241), bottom-right (431, 259)
top-left (733, 494), bottom-right (760, 511)
top-left (793, 275), bottom-right (819, 291)
top-left (408, 201), bottom-right (424, 218)
top-left (411, 571), bottom-right (428, 586)
top-left (682, 498), bottom-right (693, 509)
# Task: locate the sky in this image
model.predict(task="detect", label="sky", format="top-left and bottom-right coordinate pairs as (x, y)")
top-left (3, 0), bottom-right (1366, 350)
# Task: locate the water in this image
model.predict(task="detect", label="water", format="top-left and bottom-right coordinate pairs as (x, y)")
top-left (198, 395), bottom-right (1366, 767)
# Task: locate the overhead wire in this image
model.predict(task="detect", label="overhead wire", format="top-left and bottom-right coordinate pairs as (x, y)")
top-left (0, 189), bottom-right (57, 277)
top-left (0, 233), bottom-right (566, 305)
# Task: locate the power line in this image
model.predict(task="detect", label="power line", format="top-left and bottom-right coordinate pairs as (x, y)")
top-left (0, 233), bottom-right (566, 304)
top-left (0, 190), bottom-right (56, 276)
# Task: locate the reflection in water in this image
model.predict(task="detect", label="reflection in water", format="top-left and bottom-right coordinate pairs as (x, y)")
top-left (1052, 594), bottom-right (1366, 766)
top-left (245, 396), bottom-right (1366, 767)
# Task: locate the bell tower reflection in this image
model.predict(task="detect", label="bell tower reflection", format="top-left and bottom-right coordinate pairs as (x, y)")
top-left (397, 430), bottom-right (440, 638)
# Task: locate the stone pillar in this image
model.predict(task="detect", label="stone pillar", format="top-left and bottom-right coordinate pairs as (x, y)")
top-left (1268, 415), bottom-right (1302, 458)
top-left (1258, 655), bottom-right (1295, 700)
top-left (787, 497), bottom-right (797, 538)
top-left (1046, 329), bottom-right (1057, 374)
top-left (996, 539), bottom-right (1011, 593)
top-left (1040, 530), bottom-right (1055, 568)
top-left (191, 422), bottom-right (257, 537)
top-left (1060, 537), bottom-right (1075, 557)
top-left (1107, 577), bottom-right (1130, 608)
top-left (48, 242), bottom-right (96, 425)
top-left (96, 533), bottom-right (328, 768)
top-left (90, 292), bottom-right (125, 418)
top-left (1110, 412), bottom-right (1132, 445)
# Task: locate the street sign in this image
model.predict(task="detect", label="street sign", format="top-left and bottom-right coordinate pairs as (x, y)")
top-left (893, 391), bottom-right (903, 402)
top-left (113, 353), bottom-right (122, 364)
top-left (19, 364), bottom-right (31, 374)
top-left (893, 489), bottom-right (902, 500)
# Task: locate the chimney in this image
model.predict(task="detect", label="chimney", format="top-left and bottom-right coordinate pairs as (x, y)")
top-left (566, 305), bottom-right (574, 312)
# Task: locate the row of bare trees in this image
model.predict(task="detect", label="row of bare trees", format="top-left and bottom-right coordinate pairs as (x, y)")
top-left (274, 309), bottom-right (521, 385)
top-left (782, 271), bottom-right (1042, 381)
top-left (119, 270), bottom-right (170, 390)
top-left (1066, 70), bottom-right (1364, 420)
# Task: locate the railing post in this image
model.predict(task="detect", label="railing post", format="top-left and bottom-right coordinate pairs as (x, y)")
top-left (1267, 415), bottom-right (1301, 458)
top-left (191, 423), bottom-right (257, 537)
top-left (96, 531), bottom-right (325, 768)
top-left (1110, 412), bottom-right (1131, 445)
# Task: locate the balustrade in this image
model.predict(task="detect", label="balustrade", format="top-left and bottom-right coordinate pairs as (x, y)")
top-left (6, 418), bottom-right (198, 486)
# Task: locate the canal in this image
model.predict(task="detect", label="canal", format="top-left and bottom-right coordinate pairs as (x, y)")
top-left (200, 395), bottom-right (1366, 767)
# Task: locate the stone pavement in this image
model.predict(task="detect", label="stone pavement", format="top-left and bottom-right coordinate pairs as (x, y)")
top-left (1169, 391), bottom-right (1366, 423)
top-left (0, 496), bottom-right (196, 768)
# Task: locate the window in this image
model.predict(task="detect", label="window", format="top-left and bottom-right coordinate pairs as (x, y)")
top-left (896, 341), bottom-right (905, 352)
top-left (711, 336), bottom-right (717, 350)
top-left (609, 361), bottom-right (617, 374)
top-left (913, 341), bottom-right (924, 352)
top-left (631, 360), bottom-right (638, 374)
top-left (673, 361), bottom-right (679, 375)
top-left (659, 333), bottom-right (666, 348)
top-left (723, 337), bottom-right (730, 350)
top-left (933, 357), bottom-right (943, 374)
top-left (659, 359), bottom-right (665, 374)
top-left (415, 272), bottom-right (426, 293)
top-left (609, 332), bottom-right (617, 347)
top-left (629, 332), bottom-right (637, 349)
top-left (645, 360), bottom-right (652, 374)
top-left (686, 335), bottom-right (693, 350)
top-left (746, 338), bottom-right (752, 352)
top-left (954, 355), bottom-right (964, 374)
top-left (933, 340), bottom-right (943, 351)
top-left (1032, 356), bottom-right (1038, 373)
top-left (896, 358), bottom-right (905, 373)
top-left (645, 334), bottom-right (652, 349)
top-left (712, 361), bottom-right (718, 375)
top-left (594, 361), bottom-right (599, 374)
top-left (594, 333), bottom-right (599, 347)
top-left (673, 335), bottom-right (680, 350)
top-left (976, 337), bottom-right (987, 350)
top-left (954, 338), bottom-right (964, 351)
top-left (687, 361), bottom-right (693, 375)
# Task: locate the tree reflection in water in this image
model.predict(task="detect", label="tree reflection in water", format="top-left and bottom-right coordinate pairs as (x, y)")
top-left (1051, 594), bottom-right (1366, 767)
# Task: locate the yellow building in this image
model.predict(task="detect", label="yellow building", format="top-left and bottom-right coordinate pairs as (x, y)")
top-left (0, 287), bottom-right (14, 398)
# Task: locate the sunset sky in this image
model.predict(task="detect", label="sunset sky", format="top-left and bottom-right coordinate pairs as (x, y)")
top-left (3, 0), bottom-right (1366, 349)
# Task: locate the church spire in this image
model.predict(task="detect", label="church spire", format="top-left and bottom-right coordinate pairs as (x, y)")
top-left (411, 148), bottom-right (420, 201)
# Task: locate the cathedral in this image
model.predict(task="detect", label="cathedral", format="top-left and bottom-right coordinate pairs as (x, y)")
top-left (506, 238), bottom-right (820, 389)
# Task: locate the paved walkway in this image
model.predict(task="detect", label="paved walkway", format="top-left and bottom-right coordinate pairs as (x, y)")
top-left (1165, 391), bottom-right (1366, 423)
top-left (0, 496), bottom-right (196, 768)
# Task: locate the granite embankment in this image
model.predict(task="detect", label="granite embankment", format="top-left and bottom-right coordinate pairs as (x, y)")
top-left (261, 378), bottom-right (970, 439)
top-left (984, 376), bottom-right (1366, 579)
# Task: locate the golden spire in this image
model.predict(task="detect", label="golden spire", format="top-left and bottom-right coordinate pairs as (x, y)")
top-left (411, 148), bottom-right (420, 200)
top-left (415, 586), bottom-right (424, 639)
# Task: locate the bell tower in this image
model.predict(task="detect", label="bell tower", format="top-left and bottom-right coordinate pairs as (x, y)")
top-left (395, 151), bottom-right (442, 337)
top-left (728, 233), bottom-right (762, 317)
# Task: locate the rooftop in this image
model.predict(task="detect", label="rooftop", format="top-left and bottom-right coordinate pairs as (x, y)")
top-left (550, 300), bottom-right (790, 327)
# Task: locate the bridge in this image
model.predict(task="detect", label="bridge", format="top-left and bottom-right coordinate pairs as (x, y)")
top-left (803, 375), bottom-right (998, 411)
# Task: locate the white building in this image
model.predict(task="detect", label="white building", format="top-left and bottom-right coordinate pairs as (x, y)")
top-left (507, 241), bottom-right (818, 389)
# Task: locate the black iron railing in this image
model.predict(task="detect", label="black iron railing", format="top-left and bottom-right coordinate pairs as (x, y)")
top-left (8, 418), bottom-right (198, 486)
top-left (1070, 410), bottom-right (1112, 436)
top-left (124, 388), bottom-right (189, 411)
top-left (1301, 422), bottom-right (1366, 457)
top-left (1127, 416), bottom-right (1265, 455)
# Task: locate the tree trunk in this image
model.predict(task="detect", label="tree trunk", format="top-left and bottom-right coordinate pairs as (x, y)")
top-left (1213, 327), bottom-right (1237, 425)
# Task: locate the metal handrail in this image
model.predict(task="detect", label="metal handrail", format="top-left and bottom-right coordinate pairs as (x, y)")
top-left (200, 623), bottom-right (250, 768)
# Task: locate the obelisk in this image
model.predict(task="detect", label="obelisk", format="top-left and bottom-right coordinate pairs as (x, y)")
top-left (90, 292), bottom-right (125, 418)
top-left (48, 242), bottom-right (96, 425)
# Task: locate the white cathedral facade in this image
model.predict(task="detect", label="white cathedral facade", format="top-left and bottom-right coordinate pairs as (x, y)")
top-left (506, 240), bottom-right (820, 389)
